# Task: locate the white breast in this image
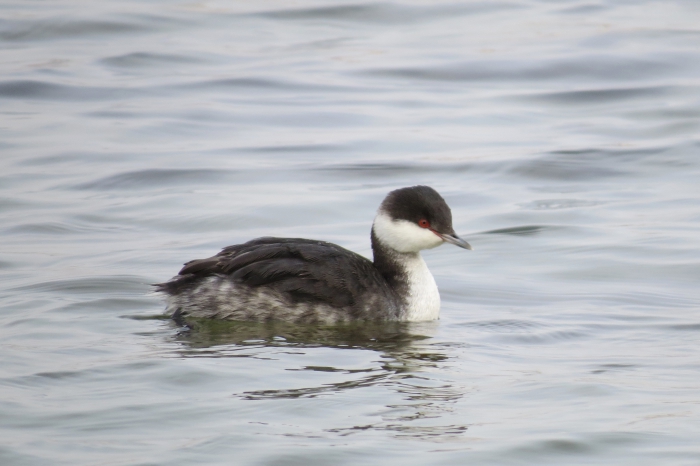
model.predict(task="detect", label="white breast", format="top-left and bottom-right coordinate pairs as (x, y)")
top-left (401, 253), bottom-right (441, 321)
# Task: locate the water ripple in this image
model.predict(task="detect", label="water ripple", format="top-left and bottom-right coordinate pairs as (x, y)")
top-left (482, 225), bottom-right (549, 236)
top-left (0, 18), bottom-right (151, 41)
top-left (521, 85), bottom-right (677, 105)
top-left (254, 2), bottom-right (523, 24)
top-left (10, 276), bottom-right (148, 295)
top-left (100, 52), bottom-right (205, 69)
top-left (363, 54), bottom-right (697, 83)
top-left (74, 168), bottom-right (235, 190)
top-left (0, 80), bottom-right (138, 101)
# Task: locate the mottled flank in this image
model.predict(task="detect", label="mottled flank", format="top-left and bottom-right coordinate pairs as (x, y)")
top-left (156, 237), bottom-right (403, 324)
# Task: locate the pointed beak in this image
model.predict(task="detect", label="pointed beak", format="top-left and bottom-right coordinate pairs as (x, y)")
top-left (438, 232), bottom-right (473, 250)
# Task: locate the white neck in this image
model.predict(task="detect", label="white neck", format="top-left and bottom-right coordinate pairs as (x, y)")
top-left (372, 210), bottom-right (442, 321)
top-left (399, 253), bottom-right (441, 321)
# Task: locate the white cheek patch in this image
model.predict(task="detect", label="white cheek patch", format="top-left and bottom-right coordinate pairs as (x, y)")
top-left (373, 211), bottom-right (444, 253)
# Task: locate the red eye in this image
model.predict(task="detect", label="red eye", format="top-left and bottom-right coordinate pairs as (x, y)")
top-left (418, 219), bottom-right (430, 228)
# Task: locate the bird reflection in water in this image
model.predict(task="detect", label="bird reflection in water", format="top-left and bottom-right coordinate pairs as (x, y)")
top-left (169, 318), bottom-right (471, 441)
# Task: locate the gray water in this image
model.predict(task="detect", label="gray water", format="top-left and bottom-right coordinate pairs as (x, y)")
top-left (2, 1), bottom-right (700, 464)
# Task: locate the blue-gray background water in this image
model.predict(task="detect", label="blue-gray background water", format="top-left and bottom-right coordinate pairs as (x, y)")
top-left (2, 1), bottom-right (700, 464)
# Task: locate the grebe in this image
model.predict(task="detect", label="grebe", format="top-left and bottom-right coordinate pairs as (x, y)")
top-left (157, 186), bottom-right (471, 324)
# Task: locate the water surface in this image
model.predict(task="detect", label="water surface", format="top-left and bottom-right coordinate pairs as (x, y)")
top-left (2, 1), bottom-right (700, 464)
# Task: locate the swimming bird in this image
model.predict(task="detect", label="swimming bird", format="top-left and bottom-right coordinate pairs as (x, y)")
top-left (157, 186), bottom-right (471, 324)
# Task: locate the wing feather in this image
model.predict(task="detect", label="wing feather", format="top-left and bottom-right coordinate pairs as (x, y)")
top-left (160, 237), bottom-right (388, 311)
